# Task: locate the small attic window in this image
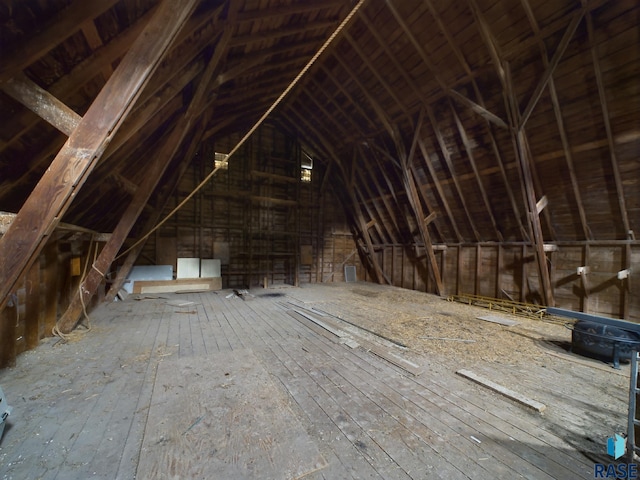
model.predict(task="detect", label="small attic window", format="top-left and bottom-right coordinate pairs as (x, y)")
top-left (301, 151), bottom-right (313, 183)
top-left (214, 152), bottom-right (229, 170)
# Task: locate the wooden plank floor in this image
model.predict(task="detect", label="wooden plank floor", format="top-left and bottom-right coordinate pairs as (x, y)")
top-left (0, 283), bottom-right (624, 479)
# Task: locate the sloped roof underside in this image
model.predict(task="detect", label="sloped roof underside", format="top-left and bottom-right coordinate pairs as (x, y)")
top-left (0, 0), bottom-right (637, 246)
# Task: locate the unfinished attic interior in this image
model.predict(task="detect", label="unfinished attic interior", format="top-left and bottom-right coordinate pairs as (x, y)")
top-left (0, 0), bottom-right (639, 477)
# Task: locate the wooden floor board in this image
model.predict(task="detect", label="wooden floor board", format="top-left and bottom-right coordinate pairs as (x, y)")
top-left (0, 285), bottom-right (618, 479)
top-left (241, 299), bottom-right (476, 479)
top-left (225, 298), bottom-right (394, 479)
top-left (240, 296), bottom-right (579, 479)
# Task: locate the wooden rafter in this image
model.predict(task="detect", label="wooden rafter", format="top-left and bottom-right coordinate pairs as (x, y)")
top-left (229, 19), bottom-right (338, 47)
top-left (342, 32), bottom-right (410, 116)
top-left (425, 106), bottom-right (481, 242)
top-left (519, 10), bottom-right (585, 130)
top-left (520, 0), bottom-right (592, 241)
top-left (357, 146), bottom-right (405, 243)
top-left (419, 1), bottom-right (525, 239)
top-left (466, 0), bottom-right (535, 244)
top-left (384, 0), bottom-right (507, 129)
top-left (1, 6), bottom-right (226, 198)
top-left (416, 139), bottom-right (463, 243)
top-left (409, 161), bottom-right (445, 244)
top-left (308, 78), bottom-right (368, 139)
top-left (331, 54), bottom-right (396, 137)
top-left (316, 65), bottom-right (378, 131)
top-left (1, 73), bottom-right (81, 136)
top-left (0, 4), bottom-right (159, 157)
top-left (0, 0), bottom-right (121, 84)
top-left (236, 1), bottom-right (344, 23)
top-left (448, 100), bottom-right (504, 242)
top-left (499, 58), bottom-right (554, 304)
top-left (57, 19), bottom-right (233, 332)
top-left (353, 153), bottom-right (398, 244)
top-left (584, 9), bottom-right (631, 237)
top-left (394, 116), bottom-right (444, 295)
top-left (0, 0), bottom-right (200, 310)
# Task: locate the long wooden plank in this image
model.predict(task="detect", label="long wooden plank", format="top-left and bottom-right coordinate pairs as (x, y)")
top-left (59, 25), bottom-right (233, 326)
top-left (396, 116), bottom-right (444, 295)
top-left (240, 297), bottom-right (528, 479)
top-left (520, 0), bottom-right (591, 243)
top-left (457, 369), bottom-right (546, 412)
top-left (1, 73), bottom-right (81, 136)
top-left (518, 11), bottom-right (585, 130)
top-left (0, 0), bottom-right (199, 312)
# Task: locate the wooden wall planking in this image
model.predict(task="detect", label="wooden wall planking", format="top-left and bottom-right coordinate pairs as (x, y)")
top-left (0, 231), bottom-right (99, 367)
top-left (136, 123), bottom-right (364, 289)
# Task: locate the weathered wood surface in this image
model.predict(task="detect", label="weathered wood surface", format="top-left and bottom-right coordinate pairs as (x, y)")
top-left (137, 350), bottom-right (326, 479)
top-left (0, 0), bottom-right (199, 310)
top-left (0, 284), bottom-right (622, 478)
top-left (133, 277), bottom-right (222, 294)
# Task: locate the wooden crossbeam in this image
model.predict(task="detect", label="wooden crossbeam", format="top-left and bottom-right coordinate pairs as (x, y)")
top-left (519, 11), bottom-right (584, 130)
top-left (1, 73), bottom-right (81, 136)
top-left (425, 106), bottom-right (482, 242)
top-left (56, 19), bottom-right (232, 333)
top-left (0, 0), bottom-right (199, 311)
top-left (396, 114), bottom-right (444, 295)
top-left (105, 118), bottom-right (210, 302)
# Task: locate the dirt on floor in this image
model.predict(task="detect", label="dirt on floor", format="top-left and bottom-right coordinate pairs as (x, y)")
top-left (289, 282), bottom-right (573, 368)
top-left (286, 282), bottom-right (631, 455)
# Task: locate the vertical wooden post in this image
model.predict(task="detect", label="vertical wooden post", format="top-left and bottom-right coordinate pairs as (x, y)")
top-left (44, 241), bottom-right (59, 336)
top-left (583, 244), bottom-right (591, 313)
top-left (521, 245), bottom-right (528, 303)
top-left (25, 259), bottom-right (41, 349)
top-left (0, 302), bottom-right (17, 368)
top-left (475, 244), bottom-right (481, 296)
top-left (441, 248), bottom-right (446, 295)
top-left (456, 246), bottom-right (462, 295)
top-left (497, 245), bottom-right (503, 299)
top-left (623, 244), bottom-right (631, 319)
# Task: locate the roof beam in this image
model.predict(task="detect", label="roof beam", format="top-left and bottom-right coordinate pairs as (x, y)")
top-left (395, 113), bottom-right (444, 295)
top-left (0, 3), bottom-right (159, 157)
top-left (229, 19), bottom-right (337, 47)
top-left (0, 0), bottom-right (199, 310)
top-left (519, 10), bottom-right (584, 130)
top-left (105, 110), bottom-right (214, 302)
top-left (417, 139), bottom-right (463, 243)
top-left (0, 0), bottom-right (121, 84)
top-left (342, 32), bottom-right (410, 116)
top-left (503, 62), bottom-right (554, 306)
top-left (0, 3), bottom-right (225, 195)
top-left (357, 145), bottom-right (405, 243)
top-left (521, 0), bottom-right (592, 241)
top-left (584, 8), bottom-right (631, 237)
top-left (448, 99), bottom-right (504, 241)
top-left (1, 73), bottom-right (81, 136)
top-left (425, 106), bottom-right (481, 242)
top-left (352, 153), bottom-right (397, 244)
top-left (385, 0), bottom-right (507, 129)
top-left (236, 1), bottom-right (344, 23)
top-left (56, 17), bottom-right (232, 333)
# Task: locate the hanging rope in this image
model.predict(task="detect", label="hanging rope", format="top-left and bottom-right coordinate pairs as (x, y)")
top-left (116, 0), bottom-right (366, 260)
top-left (53, 236), bottom-right (97, 340)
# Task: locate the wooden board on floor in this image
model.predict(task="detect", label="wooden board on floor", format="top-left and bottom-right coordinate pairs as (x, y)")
top-left (136, 349), bottom-right (327, 479)
top-left (133, 277), bottom-right (221, 293)
top-left (476, 314), bottom-right (519, 326)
